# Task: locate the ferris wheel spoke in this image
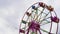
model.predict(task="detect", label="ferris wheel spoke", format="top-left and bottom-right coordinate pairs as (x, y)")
top-left (41, 17), bottom-right (51, 22)
top-left (40, 28), bottom-right (54, 34)
top-left (37, 9), bottom-right (44, 22)
top-left (29, 11), bottom-right (34, 20)
top-left (40, 17), bottom-right (51, 23)
top-left (38, 9), bottom-right (47, 15)
top-left (45, 17), bottom-right (51, 19)
top-left (43, 12), bottom-right (47, 15)
top-left (40, 22), bottom-right (50, 26)
top-left (35, 8), bottom-right (45, 21)
top-left (40, 28), bottom-right (49, 33)
top-left (33, 8), bottom-right (39, 20)
top-left (40, 12), bottom-right (50, 23)
top-left (31, 5), bottom-right (38, 20)
top-left (30, 9), bottom-right (36, 20)
top-left (38, 8), bottom-right (49, 22)
top-left (38, 8), bottom-right (51, 22)
top-left (42, 12), bottom-right (50, 20)
top-left (40, 20), bottom-right (51, 26)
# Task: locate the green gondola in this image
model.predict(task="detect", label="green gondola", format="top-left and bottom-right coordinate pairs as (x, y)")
top-left (22, 20), bottom-right (27, 24)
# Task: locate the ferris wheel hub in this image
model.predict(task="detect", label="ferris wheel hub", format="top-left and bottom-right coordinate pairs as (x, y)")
top-left (28, 20), bottom-right (40, 31)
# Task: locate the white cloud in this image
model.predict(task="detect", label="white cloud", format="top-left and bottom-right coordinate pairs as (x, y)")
top-left (0, 0), bottom-right (60, 34)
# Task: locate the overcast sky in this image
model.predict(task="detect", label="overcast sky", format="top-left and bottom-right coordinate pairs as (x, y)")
top-left (0, 0), bottom-right (60, 34)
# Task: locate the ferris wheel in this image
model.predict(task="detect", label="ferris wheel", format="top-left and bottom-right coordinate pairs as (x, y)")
top-left (19, 2), bottom-right (60, 34)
